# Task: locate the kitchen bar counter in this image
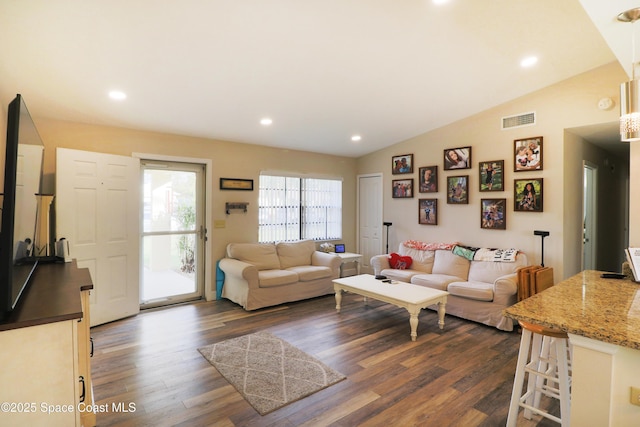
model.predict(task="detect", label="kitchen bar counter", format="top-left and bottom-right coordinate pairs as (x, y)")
top-left (504, 270), bottom-right (640, 426)
top-left (504, 270), bottom-right (640, 350)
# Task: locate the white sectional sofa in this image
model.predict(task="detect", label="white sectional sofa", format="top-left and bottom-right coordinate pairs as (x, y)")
top-left (219, 240), bottom-right (341, 310)
top-left (371, 241), bottom-right (528, 331)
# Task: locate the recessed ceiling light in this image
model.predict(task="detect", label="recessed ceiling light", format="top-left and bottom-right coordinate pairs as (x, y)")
top-left (108, 90), bottom-right (127, 101)
top-left (520, 56), bottom-right (538, 68)
top-left (351, 135), bottom-right (362, 142)
top-left (260, 118), bottom-right (273, 126)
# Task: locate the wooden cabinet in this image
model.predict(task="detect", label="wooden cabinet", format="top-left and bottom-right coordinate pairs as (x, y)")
top-left (0, 261), bottom-right (94, 426)
top-left (78, 288), bottom-right (96, 427)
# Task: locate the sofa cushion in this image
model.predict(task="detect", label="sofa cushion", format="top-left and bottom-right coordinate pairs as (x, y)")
top-left (286, 265), bottom-right (332, 281)
top-left (258, 269), bottom-right (298, 288)
top-left (380, 268), bottom-right (418, 282)
top-left (432, 250), bottom-right (470, 280)
top-left (389, 253), bottom-right (413, 269)
top-left (411, 273), bottom-right (463, 291)
top-left (227, 243), bottom-right (281, 271)
top-left (447, 281), bottom-right (494, 301)
top-left (467, 253), bottom-right (528, 283)
top-left (276, 240), bottom-right (316, 269)
top-left (398, 246), bottom-right (435, 273)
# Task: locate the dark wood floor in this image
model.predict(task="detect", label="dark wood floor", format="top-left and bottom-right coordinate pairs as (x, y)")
top-left (90, 293), bottom-right (559, 426)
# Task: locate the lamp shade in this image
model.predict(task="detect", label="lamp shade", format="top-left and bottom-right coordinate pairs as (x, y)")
top-left (621, 79), bottom-right (640, 141)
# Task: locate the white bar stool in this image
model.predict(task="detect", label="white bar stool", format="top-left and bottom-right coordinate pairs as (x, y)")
top-left (506, 320), bottom-right (572, 426)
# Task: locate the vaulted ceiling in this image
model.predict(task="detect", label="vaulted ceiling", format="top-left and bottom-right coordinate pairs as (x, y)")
top-left (0, 0), bottom-right (631, 157)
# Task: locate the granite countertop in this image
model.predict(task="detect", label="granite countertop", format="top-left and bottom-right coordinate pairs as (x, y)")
top-left (504, 270), bottom-right (640, 350)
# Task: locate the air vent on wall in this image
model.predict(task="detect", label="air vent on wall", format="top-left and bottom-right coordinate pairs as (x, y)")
top-left (501, 111), bottom-right (536, 130)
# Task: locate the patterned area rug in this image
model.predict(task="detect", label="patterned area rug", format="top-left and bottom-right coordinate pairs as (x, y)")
top-left (198, 331), bottom-right (346, 415)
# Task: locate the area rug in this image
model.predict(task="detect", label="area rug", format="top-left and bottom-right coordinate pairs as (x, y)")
top-left (198, 331), bottom-right (346, 415)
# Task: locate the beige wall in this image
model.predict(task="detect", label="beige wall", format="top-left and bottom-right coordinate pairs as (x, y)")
top-left (2, 60), bottom-right (636, 294)
top-left (17, 119), bottom-right (357, 298)
top-left (356, 62), bottom-right (628, 280)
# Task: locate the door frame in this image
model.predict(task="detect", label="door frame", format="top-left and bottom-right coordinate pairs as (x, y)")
top-left (133, 153), bottom-right (213, 301)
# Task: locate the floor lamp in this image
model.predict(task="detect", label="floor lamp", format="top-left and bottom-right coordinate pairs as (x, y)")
top-left (383, 222), bottom-right (392, 254)
top-left (534, 230), bottom-right (550, 266)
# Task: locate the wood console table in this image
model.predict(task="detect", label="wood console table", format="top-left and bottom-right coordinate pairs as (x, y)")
top-left (0, 260), bottom-right (95, 427)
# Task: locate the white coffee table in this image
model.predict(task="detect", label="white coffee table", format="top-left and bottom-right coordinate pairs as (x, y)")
top-left (333, 274), bottom-right (449, 341)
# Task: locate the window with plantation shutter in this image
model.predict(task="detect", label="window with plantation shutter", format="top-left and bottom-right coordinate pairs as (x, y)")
top-left (258, 174), bottom-right (342, 243)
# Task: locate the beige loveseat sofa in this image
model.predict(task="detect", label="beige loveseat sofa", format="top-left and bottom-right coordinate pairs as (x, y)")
top-left (371, 241), bottom-right (528, 331)
top-left (219, 240), bottom-right (341, 310)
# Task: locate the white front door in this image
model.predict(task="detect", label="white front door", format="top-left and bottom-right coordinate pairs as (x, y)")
top-left (56, 148), bottom-right (140, 326)
top-left (358, 173), bottom-right (383, 273)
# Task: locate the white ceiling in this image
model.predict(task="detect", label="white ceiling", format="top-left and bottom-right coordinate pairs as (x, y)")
top-left (0, 0), bottom-right (631, 158)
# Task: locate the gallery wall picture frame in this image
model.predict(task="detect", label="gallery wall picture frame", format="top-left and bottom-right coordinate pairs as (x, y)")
top-left (418, 198), bottom-right (438, 225)
top-left (447, 175), bottom-right (469, 204)
top-left (444, 146), bottom-right (471, 170)
top-left (514, 178), bottom-right (543, 212)
top-left (392, 154), bottom-right (414, 174)
top-left (479, 160), bottom-right (504, 192)
top-left (392, 178), bottom-right (414, 198)
top-left (481, 198), bottom-right (507, 230)
top-left (514, 136), bottom-right (543, 172)
top-left (418, 165), bottom-right (438, 193)
top-left (220, 178), bottom-right (254, 191)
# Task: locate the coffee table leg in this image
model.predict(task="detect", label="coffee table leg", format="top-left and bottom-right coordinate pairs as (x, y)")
top-left (408, 309), bottom-right (420, 341)
top-left (437, 300), bottom-right (446, 330)
top-left (335, 288), bottom-right (342, 312)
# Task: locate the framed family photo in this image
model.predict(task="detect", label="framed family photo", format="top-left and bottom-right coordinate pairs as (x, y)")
top-left (481, 198), bottom-right (506, 230)
top-left (392, 178), bottom-right (413, 198)
top-left (514, 178), bottom-right (543, 212)
top-left (444, 146), bottom-right (471, 170)
top-left (418, 165), bottom-right (438, 193)
top-left (514, 136), bottom-right (543, 171)
top-left (479, 160), bottom-right (504, 191)
top-left (418, 198), bottom-right (438, 225)
top-left (392, 154), bottom-right (413, 174)
top-left (447, 175), bottom-right (468, 204)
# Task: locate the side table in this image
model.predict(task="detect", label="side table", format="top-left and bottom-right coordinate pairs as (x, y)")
top-left (335, 252), bottom-right (363, 277)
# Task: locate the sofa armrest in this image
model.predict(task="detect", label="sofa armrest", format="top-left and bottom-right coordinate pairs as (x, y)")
top-left (219, 258), bottom-right (260, 290)
top-left (370, 254), bottom-right (390, 275)
top-left (311, 251), bottom-right (342, 277)
top-left (493, 272), bottom-right (518, 304)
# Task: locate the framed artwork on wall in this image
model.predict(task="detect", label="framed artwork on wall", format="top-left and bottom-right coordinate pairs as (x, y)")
top-left (392, 178), bottom-right (414, 198)
top-left (392, 154), bottom-right (413, 174)
top-left (481, 198), bottom-right (507, 230)
top-left (514, 178), bottom-right (543, 212)
top-left (418, 198), bottom-right (438, 225)
top-left (447, 175), bottom-right (468, 204)
top-left (444, 146), bottom-right (471, 170)
top-left (418, 165), bottom-right (438, 193)
top-left (479, 160), bottom-right (504, 192)
top-left (514, 136), bottom-right (543, 171)
top-left (220, 178), bottom-right (254, 191)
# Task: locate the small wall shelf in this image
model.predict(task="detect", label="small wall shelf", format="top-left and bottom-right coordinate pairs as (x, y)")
top-left (226, 202), bottom-right (249, 214)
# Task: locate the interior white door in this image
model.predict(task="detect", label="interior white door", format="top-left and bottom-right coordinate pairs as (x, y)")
top-left (582, 162), bottom-right (597, 270)
top-left (56, 148), bottom-right (140, 326)
top-left (358, 173), bottom-right (383, 273)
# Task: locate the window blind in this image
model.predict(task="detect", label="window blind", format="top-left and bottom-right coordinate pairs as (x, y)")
top-left (259, 175), bottom-right (342, 243)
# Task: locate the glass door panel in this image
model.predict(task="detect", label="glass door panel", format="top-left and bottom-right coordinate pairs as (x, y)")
top-left (141, 162), bottom-right (204, 307)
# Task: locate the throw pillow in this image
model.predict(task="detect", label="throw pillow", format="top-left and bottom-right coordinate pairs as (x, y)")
top-left (389, 252), bottom-right (413, 270)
